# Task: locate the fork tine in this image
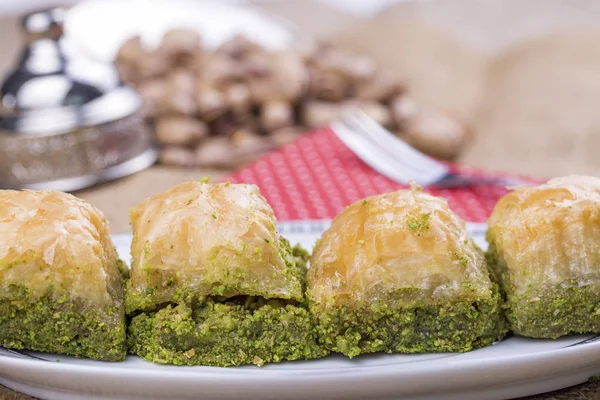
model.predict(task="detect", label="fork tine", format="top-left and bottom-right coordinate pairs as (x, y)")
top-left (332, 118), bottom-right (446, 185)
top-left (331, 120), bottom-right (417, 184)
top-left (344, 110), bottom-right (449, 177)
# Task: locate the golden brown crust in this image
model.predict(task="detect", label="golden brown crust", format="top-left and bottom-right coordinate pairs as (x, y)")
top-left (488, 175), bottom-right (600, 295)
top-left (308, 185), bottom-right (492, 308)
top-left (129, 181), bottom-right (303, 304)
top-left (0, 190), bottom-right (121, 306)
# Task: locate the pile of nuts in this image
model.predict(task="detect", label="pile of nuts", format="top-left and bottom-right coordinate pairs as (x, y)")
top-left (116, 29), bottom-right (470, 168)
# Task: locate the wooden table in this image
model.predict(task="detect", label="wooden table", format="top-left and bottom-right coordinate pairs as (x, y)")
top-left (3, 0), bottom-right (600, 398)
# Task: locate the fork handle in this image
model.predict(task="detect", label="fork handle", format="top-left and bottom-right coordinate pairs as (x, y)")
top-left (430, 173), bottom-right (532, 189)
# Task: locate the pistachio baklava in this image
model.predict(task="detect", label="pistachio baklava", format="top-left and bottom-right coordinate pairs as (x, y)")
top-left (126, 180), bottom-right (326, 366)
top-left (487, 175), bottom-right (600, 338)
top-left (308, 185), bottom-right (506, 358)
top-left (0, 190), bottom-right (127, 361)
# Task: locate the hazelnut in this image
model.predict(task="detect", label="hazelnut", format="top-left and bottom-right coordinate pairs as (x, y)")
top-left (115, 36), bottom-right (143, 71)
top-left (248, 50), bottom-right (307, 103)
top-left (196, 85), bottom-right (228, 121)
top-left (260, 101), bottom-right (293, 132)
top-left (358, 100), bottom-right (393, 128)
top-left (161, 29), bottom-right (201, 57)
top-left (155, 116), bottom-right (208, 146)
top-left (195, 137), bottom-right (236, 167)
top-left (231, 129), bottom-right (275, 163)
top-left (316, 49), bottom-right (376, 82)
top-left (241, 52), bottom-right (271, 78)
top-left (308, 69), bottom-right (349, 102)
top-left (217, 35), bottom-right (261, 59)
top-left (137, 79), bottom-right (167, 118)
top-left (167, 69), bottom-right (196, 95)
top-left (389, 95), bottom-right (420, 128)
top-left (200, 53), bottom-right (244, 88)
top-left (137, 50), bottom-right (172, 80)
top-left (302, 101), bottom-right (344, 128)
top-left (159, 146), bottom-right (196, 167)
top-left (356, 74), bottom-right (405, 102)
top-left (403, 107), bottom-right (470, 160)
top-left (269, 126), bottom-right (304, 147)
top-left (225, 83), bottom-right (252, 111)
top-left (155, 90), bottom-right (197, 117)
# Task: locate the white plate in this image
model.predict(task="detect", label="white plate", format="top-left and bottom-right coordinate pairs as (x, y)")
top-left (2, 221), bottom-right (600, 400)
top-left (63, 0), bottom-right (295, 63)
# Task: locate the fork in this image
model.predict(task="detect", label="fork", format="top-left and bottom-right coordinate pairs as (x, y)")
top-left (330, 110), bottom-right (532, 188)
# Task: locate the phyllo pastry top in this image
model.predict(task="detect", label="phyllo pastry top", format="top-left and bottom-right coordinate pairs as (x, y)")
top-left (127, 181), bottom-right (304, 312)
top-left (487, 175), bottom-right (600, 296)
top-left (308, 185), bottom-right (494, 308)
top-left (0, 190), bottom-right (122, 307)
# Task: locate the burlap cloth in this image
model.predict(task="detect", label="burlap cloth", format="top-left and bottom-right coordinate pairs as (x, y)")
top-left (2, 0), bottom-right (600, 398)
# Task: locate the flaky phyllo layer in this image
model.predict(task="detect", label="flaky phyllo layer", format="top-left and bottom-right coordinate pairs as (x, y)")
top-left (308, 185), bottom-right (496, 309)
top-left (487, 175), bottom-right (600, 297)
top-left (0, 190), bottom-right (123, 307)
top-left (126, 181), bottom-right (304, 313)
top-left (0, 190), bottom-right (126, 360)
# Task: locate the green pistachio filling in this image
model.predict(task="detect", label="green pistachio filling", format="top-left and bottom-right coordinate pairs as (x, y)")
top-left (0, 284), bottom-right (126, 361)
top-left (128, 297), bottom-right (327, 366)
top-left (486, 242), bottom-right (600, 338)
top-left (126, 239), bottom-right (328, 366)
top-left (310, 285), bottom-right (506, 358)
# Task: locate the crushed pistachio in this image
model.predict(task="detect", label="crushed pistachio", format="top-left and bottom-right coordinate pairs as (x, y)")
top-left (200, 177), bottom-right (210, 184)
top-left (406, 213), bottom-right (431, 233)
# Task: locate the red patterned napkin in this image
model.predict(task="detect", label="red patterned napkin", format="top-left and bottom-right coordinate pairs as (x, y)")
top-left (225, 128), bottom-right (540, 223)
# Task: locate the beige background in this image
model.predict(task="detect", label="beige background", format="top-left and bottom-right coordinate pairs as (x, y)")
top-left (2, 0), bottom-right (600, 399)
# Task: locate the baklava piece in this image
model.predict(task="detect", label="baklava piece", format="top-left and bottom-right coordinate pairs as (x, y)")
top-left (0, 190), bottom-right (127, 361)
top-left (487, 175), bottom-right (600, 338)
top-left (126, 181), bottom-right (326, 366)
top-left (308, 186), bottom-right (506, 358)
